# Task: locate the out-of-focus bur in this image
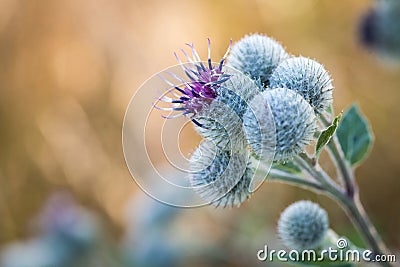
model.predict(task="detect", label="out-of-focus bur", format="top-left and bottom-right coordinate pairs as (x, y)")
top-left (189, 140), bottom-right (254, 208)
top-left (359, 0), bottom-right (400, 62)
top-left (122, 190), bottom-right (183, 267)
top-left (0, 192), bottom-right (100, 267)
top-left (36, 193), bottom-right (99, 251)
top-left (0, 238), bottom-right (61, 267)
top-left (277, 201), bottom-right (329, 250)
top-left (270, 57), bottom-right (333, 114)
top-left (243, 88), bottom-right (316, 161)
top-left (227, 33), bottom-right (289, 87)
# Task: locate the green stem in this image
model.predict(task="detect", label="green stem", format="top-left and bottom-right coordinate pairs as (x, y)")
top-left (295, 153), bottom-right (342, 194)
top-left (341, 193), bottom-right (392, 266)
top-left (253, 148), bottom-right (393, 265)
top-left (327, 136), bottom-right (357, 197)
top-left (320, 115), bottom-right (356, 197)
top-left (268, 169), bottom-right (325, 193)
top-left (252, 159), bottom-right (325, 193)
top-left (296, 153), bottom-right (393, 267)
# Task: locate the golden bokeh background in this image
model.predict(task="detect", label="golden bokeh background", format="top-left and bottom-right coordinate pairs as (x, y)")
top-left (0, 0), bottom-right (399, 259)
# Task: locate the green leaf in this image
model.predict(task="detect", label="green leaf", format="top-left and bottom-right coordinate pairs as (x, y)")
top-left (336, 104), bottom-right (374, 166)
top-left (272, 161), bottom-right (301, 174)
top-left (315, 113), bottom-right (342, 160)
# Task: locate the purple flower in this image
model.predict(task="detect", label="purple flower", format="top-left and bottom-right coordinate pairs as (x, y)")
top-left (156, 39), bottom-right (232, 127)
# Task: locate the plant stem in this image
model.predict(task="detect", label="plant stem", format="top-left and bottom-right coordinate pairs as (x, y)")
top-left (268, 169), bottom-right (325, 193)
top-left (319, 115), bottom-right (356, 197)
top-left (296, 153), bottom-right (394, 267)
top-left (340, 193), bottom-right (393, 266)
top-left (294, 154), bottom-right (341, 193)
top-left (319, 116), bottom-right (392, 264)
top-left (327, 136), bottom-right (357, 198)
top-left (253, 148), bottom-right (394, 265)
top-left (252, 159), bottom-right (325, 193)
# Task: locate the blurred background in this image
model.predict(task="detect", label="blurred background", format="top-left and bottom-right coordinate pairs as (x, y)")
top-left (0, 0), bottom-right (399, 266)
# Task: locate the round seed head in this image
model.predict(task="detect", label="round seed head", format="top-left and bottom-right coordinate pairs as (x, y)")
top-left (243, 88), bottom-right (316, 161)
top-left (270, 57), bottom-right (333, 114)
top-left (227, 34), bottom-right (289, 87)
top-left (189, 141), bottom-right (254, 208)
top-left (278, 201), bottom-right (329, 250)
top-left (194, 70), bottom-right (262, 150)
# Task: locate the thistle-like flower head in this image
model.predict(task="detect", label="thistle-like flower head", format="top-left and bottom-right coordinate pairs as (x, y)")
top-left (156, 39), bottom-right (263, 150)
top-left (227, 33), bottom-right (289, 87)
top-left (194, 73), bottom-right (262, 150)
top-left (189, 141), bottom-right (254, 208)
top-left (243, 88), bottom-right (316, 161)
top-left (156, 39), bottom-right (232, 127)
top-left (277, 201), bottom-right (329, 250)
top-left (270, 57), bottom-right (333, 114)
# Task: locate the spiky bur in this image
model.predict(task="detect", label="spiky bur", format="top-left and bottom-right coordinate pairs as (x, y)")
top-left (227, 33), bottom-right (289, 87)
top-left (243, 88), bottom-right (316, 161)
top-left (156, 39), bottom-right (260, 150)
top-left (270, 57), bottom-right (333, 114)
top-left (194, 72), bottom-right (262, 150)
top-left (155, 39), bottom-right (232, 128)
top-left (189, 140), bottom-right (254, 208)
top-left (359, 0), bottom-right (400, 60)
top-left (277, 201), bottom-right (329, 250)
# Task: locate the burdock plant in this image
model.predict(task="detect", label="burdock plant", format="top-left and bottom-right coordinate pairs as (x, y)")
top-left (156, 34), bottom-right (394, 266)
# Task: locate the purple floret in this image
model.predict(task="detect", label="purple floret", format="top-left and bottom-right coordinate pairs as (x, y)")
top-left (156, 39), bottom-right (231, 127)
